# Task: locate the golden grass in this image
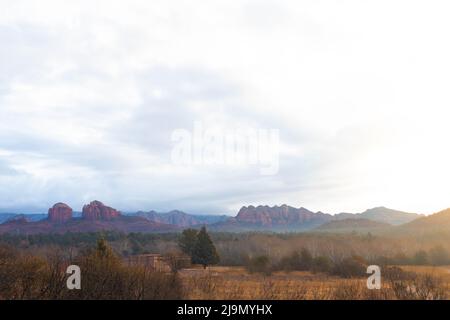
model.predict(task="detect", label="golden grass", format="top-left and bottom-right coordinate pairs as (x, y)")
top-left (400, 265), bottom-right (450, 279)
top-left (179, 266), bottom-right (450, 300)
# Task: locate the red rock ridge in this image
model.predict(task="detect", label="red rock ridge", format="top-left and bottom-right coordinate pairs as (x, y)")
top-left (82, 200), bottom-right (121, 220)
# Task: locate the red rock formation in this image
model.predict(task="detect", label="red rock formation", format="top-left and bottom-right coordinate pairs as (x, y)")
top-left (48, 203), bottom-right (73, 223)
top-left (82, 200), bottom-right (121, 220)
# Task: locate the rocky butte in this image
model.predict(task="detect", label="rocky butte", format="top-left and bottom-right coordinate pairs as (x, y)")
top-left (48, 202), bottom-right (73, 223)
top-left (82, 200), bottom-right (121, 220)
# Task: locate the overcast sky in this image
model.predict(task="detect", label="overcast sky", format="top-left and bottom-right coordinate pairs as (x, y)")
top-left (1, 1), bottom-right (449, 215)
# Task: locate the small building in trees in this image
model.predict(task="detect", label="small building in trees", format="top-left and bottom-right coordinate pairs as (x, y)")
top-left (126, 254), bottom-right (171, 272)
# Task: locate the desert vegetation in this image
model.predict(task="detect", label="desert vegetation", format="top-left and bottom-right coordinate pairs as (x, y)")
top-left (0, 230), bottom-right (449, 300)
top-left (2, 230), bottom-right (449, 266)
top-left (180, 265), bottom-right (449, 300)
top-left (0, 239), bottom-right (182, 300)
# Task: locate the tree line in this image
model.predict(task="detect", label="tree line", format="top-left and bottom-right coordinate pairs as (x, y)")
top-left (0, 238), bottom-right (182, 299)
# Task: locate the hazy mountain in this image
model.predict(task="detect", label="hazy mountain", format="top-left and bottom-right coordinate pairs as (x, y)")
top-left (0, 213), bottom-right (47, 224)
top-left (315, 218), bottom-right (391, 233)
top-left (335, 207), bottom-right (422, 225)
top-left (0, 214), bottom-right (17, 224)
top-left (0, 215), bottom-right (178, 235)
top-left (129, 210), bottom-right (229, 227)
top-left (209, 205), bottom-right (422, 232)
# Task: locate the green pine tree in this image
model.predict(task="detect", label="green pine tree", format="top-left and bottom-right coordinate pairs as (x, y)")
top-left (178, 228), bottom-right (198, 257)
top-left (192, 226), bottom-right (220, 269)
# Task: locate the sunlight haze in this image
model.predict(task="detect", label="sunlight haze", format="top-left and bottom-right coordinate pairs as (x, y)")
top-left (0, 0), bottom-right (449, 215)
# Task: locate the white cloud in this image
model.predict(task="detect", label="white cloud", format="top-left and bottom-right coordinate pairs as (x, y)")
top-left (0, 0), bottom-right (449, 214)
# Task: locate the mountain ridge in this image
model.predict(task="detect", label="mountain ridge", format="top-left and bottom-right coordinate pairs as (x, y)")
top-left (335, 206), bottom-right (423, 225)
top-left (0, 203), bottom-right (427, 234)
top-left (208, 205), bottom-right (422, 232)
top-left (0, 201), bottom-right (178, 235)
top-left (130, 210), bottom-right (228, 227)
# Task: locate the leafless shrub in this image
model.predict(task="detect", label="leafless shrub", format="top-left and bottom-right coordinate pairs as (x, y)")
top-left (0, 241), bottom-right (183, 300)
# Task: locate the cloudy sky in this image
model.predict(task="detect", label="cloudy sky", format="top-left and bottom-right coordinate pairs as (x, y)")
top-left (1, 0), bottom-right (449, 215)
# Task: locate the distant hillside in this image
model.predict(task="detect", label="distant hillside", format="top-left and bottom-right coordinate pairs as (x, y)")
top-left (0, 213), bottom-right (46, 224)
top-left (209, 205), bottom-right (422, 232)
top-left (0, 215), bottom-right (178, 235)
top-left (335, 207), bottom-right (422, 225)
top-left (130, 210), bottom-right (228, 227)
top-left (399, 208), bottom-right (450, 233)
top-left (0, 214), bottom-right (17, 224)
top-left (315, 218), bottom-right (391, 233)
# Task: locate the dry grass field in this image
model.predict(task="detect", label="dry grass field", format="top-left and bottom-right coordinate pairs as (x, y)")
top-left (180, 265), bottom-right (450, 300)
top-left (400, 265), bottom-right (450, 280)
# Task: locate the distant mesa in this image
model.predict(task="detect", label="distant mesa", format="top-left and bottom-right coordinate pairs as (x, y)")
top-left (82, 200), bottom-right (121, 220)
top-left (48, 202), bottom-right (73, 223)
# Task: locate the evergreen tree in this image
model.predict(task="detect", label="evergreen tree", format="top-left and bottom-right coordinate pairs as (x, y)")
top-left (178, 229), bottom-right (198, 257)
top-left (192, 226), bottom-right (219, 269)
